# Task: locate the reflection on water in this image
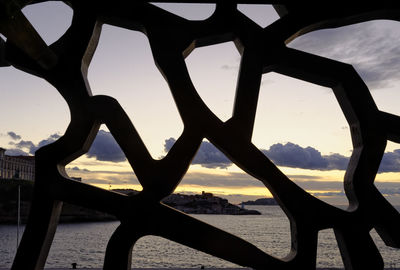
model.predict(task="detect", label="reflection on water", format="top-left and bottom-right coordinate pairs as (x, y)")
top-left (0, 206), bottom-right (399, 268)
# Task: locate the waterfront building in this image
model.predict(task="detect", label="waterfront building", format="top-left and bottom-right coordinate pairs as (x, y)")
top-left (0, 147), bottom-right (35, 181)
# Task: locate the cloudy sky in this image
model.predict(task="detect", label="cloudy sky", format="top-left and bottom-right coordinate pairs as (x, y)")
top-left (1, 3), bottom-right (400, 205)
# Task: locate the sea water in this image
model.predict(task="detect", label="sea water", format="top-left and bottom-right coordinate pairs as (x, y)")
top-left (0, 206), bottom-right (399, 268)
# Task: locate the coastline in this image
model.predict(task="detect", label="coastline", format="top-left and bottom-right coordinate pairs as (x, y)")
top-left (0, 184), bottom-right (260, 224)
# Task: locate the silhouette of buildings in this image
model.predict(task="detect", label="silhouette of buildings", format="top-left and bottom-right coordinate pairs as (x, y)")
top-left (0, 147), bottom-right (35, 181)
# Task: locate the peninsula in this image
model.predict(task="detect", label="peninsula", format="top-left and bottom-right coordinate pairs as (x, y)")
top-left (115, 189), bottom-right (260, 215)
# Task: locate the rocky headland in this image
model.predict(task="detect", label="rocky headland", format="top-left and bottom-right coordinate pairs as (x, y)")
top-left (240, 197), bottom-right (278, 205)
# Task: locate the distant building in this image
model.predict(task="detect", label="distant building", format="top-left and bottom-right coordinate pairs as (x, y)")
top-left (0, 147), bottom-right (35, 181)
top-left (201, 191), bottom-right (213, 198)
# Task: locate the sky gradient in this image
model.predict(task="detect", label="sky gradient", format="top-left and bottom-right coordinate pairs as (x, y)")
top-left (1, 3), bottom-right (400, 205)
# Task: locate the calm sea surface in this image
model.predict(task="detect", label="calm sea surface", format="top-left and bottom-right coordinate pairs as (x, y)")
top-left (0, 205), bottom-right (399, 268)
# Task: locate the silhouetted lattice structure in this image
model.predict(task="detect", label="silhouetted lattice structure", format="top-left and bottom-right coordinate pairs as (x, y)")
top-left (1, 1), bottom-right (400, 269)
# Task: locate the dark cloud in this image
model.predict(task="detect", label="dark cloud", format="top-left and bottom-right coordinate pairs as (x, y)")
top-left (325, 153), bottom-right (350, 171)
top-left (164, 138), bottom-right (176, 152)
top-left (378, 150), bottom-right (400, 173)
top-left (13, 140), bottom-right (35, 150)
top-left (262, 142), bottom-right (349, 171)
top-left (7, 131), bottom-right (21, 140)
top-left (7, 133), bottom-right (61, 154)
top-left (264, 142), bottom-right (400, 173)
top-left (29, 134), bottom-right (61, 154)
top-left (5, 148), bottom-right (29, 156)
top-left (165, 138), bottom-right (400, 173)
top-left (87, 130), bottom-right (126, 162)
top-left (7, 131), bottom-right (124, 163)
top-left (8, 130), bottom-right (400, 175)
top-left (289, 21), bottom-right (400, 89)
top-left (165, 138), bottom-right (231, 169)
top-left (193, 141), bottom-right (231, 169)
top-left (263, 143), bottom-right (328, 170)
top-left (49, 134), bottom-right (61, 139)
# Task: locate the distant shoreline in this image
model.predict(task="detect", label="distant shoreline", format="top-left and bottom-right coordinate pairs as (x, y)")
top-left (240, 197), bottom-right (278, 205)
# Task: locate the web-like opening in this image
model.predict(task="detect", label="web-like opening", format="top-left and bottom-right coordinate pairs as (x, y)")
top-left (185, 41), bottom-right (240, 122)
top-left (22, 2), bottom-right (73, 45)
top-left (88, 24), bottom-right (183, 159)
top-left (253, 72), bottom-right (351, 207)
